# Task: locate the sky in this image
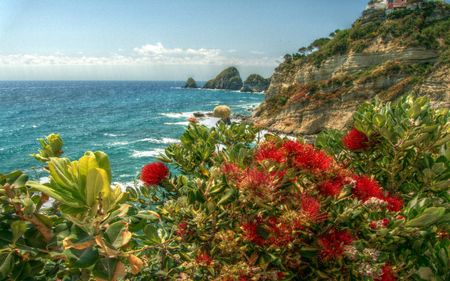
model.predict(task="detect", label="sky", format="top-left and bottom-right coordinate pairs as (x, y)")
top-left (0, 0), bottom-right (368, 80)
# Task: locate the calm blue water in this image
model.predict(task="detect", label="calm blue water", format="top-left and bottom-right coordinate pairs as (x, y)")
top-left (0, 81), bottom-right (263, 182)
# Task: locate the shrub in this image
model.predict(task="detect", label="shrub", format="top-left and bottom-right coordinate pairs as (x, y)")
top-left (0, 96), bottom-right (448, 280)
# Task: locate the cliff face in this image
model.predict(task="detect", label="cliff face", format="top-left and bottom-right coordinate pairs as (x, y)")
top-left (241, 74), bottom-right (271, 93)
top-left (252, 3), bottom-right (450, 135)
top-left (184, 77), bottom-right (198, 88)
top-left (203, 67), bottom-right (243, 90)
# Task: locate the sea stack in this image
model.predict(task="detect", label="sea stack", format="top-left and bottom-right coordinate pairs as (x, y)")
top-left (203, 67), bottom-right (243, 90)
top-left (184, 77), bottom-right (198, 88)
top-left (241, 74), bottom-right (270, 92)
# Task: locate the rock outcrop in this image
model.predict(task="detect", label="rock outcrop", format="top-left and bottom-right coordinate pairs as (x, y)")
top-left (203, 67), bottom-right (243, 90)
top-left (184, 77), bottom-right (198, 88)
top-left (252, 2), bottom-right (450, 135)
top-left (241, 74), bottom-right (271, 93)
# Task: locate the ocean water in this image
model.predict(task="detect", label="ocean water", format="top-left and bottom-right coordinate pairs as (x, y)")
top-left (0, 81), bottom-right (263, 182)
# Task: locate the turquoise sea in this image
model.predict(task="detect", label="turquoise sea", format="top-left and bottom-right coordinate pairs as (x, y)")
top-left (0, 81), bottom-right (263, 182)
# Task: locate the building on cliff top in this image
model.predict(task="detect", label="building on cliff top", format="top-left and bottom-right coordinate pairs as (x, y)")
top-left (367, 0), bottom-right (432, 11)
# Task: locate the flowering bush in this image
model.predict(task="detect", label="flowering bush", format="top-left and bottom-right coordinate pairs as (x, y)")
top-left (0, 96), bottom-right (448, 280)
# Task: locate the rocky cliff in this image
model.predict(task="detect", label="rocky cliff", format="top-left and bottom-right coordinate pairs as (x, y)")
top-left (252, 2), bottom-right (450, 135)
top-left (203, 67), bottom-right (243, 90)
top-left (184, 77), bottom-right (198, 88)
top-left (241, 74), bottom-right (271, 92)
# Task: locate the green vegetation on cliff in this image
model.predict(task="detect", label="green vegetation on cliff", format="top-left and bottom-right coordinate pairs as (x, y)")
top-left (203, 67), bottom-right (243, 90)
top-left (241, 74), bottom-right (271, 92)
top-left (184, 77), bottom-right (198, 88)
top-left (253, 1), bottom-right (450, 135)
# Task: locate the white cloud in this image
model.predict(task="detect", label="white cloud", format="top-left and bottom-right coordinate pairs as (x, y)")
top-left (250, 50), bottom-right (265, 55)
top-left (0, 43), bottom-right (278, 67)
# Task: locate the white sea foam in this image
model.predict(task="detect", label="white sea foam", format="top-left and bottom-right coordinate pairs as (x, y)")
top-left (199, 117), bottom-right (221, 128)
top-left (138, 137), bottom-right (180, 144)
top-left (131, 148), bottom-right (165, 158)
top-left (110, 141), bottom-right (130, 146)
top-left (104, 133), bottom-right (126, 137)
top-left (110, 137), bottom-right (180, 147)
top-left (39, 177), bottom-right (50, 184)
top-left (160, 112), bottom-right (196, 118)
top-left (236, 102), bottom-right (261, 109)
top-left (164, 121), bottom-right (190, 126)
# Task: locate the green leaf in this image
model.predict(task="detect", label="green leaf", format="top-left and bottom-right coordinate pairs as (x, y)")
top-left (27, 181), bottom-right (83, 208)
top-left (0, 253), bottom-right (15, 279)
top-left (406, 207), bottom-right (446, 228)
top-left (143, 225), bottom-right (161, 245)
top-left (11, 221), bottom-right (27, 244)
top-left (94, 151), bottom-right (112, 183)
top-left (217, 188), bottom-right (236, 206)
top-left (85, 168), bottom-right (109, 207)
top-left (65, 247), bottom-right (99, 268)
top-left (93, 258), bottom-right (118, 281)
top-left (104, 221), bottom-right (132, 249)
top-left (417, 267), bottom-right (434, 281)
top-left (13, 174), bottom-right (28, 188)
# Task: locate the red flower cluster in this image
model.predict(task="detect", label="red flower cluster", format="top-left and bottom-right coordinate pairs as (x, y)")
top-left (301, 195), bottom-right (322, 221)
top-left (196, 252), bottom-right (213, 266)
top-left (241, 217), bottom-right (295, 247)
top-left (353, 175), bottom-right (384, 201)
top-left (319, 176), bottom-right (348, 197)
top-left (342, 128), bottom-right (370, 151)
top-left (238, 168), bottom-right (284, 196)
top-left (384, 195), bottom-right (404, 212)
top-left (353, 176), bottom-right (404, 211)
top-left (369, 218), bottom-right (390, 229)
top-left (176, 222), bottom-right (188, 237)
top-left (319, 229), bottom-right (354, 260)
top-left (376, 264), bottom-right (396, 281)
top-left (140, 162), bottom-right (169, 186)
top-left (255, 142), bottom-right (286, 163)
top-left (221, 162), bottom-right (242, 181)
top-left (292, 143), bottom-right (332, 172)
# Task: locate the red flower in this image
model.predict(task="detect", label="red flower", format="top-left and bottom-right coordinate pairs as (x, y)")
top-left (319, 229), bottom-right (354, 260)
top-left (140, 162), bottom-right (169, 186)
top-left (222, 162), bottom-right (242, 181)
top-left (196, 252), bottom-right (213, 266)
top-left (277, 272), bottom-right (286, 280)
top-left (255, 142), bottom-right (286, 163)
top-left (376, 264), bottom-right (396, 281)
top-left (282, 140), bottom-right (304, 156)
top-left (369, 221), bottom-right (378, 229)
top-left (242, 217), bottom-right (294, 247)
top-left (342, 128), bottom-right (370, 151)
top-left (381, 218), bottom-right (390, 227)
top-left (384, 195), bottom-right (403, 212)
top-left (238, 168), bottom-right (283, 195)
top-left (187, 116), bottom-right (198, 123)
top-left (319, 177), bottom-right (347, 197)
top-left (301, 195), bottom-right (321, 221)
top-left (292, 143), bottom-right (332, 172)
top-left (353, 175), bottom-right (384, 201)
top-left (241, 221), bottom-right (265, 246)
top-left (176, 222), bottom-right (188, 237)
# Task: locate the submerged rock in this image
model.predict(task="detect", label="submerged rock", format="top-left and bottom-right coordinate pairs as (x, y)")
top-left (241, 74), bottom-right (270, 92)
top-left (193, 112), bottom-right (206, 117)
top-left (184, 77), bottom-right (198, 88)
top-left (203, 67), bottom-right (243, 90)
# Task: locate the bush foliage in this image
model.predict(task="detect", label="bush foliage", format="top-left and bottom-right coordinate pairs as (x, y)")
top-left (0, 96), bottom-right (448, 280)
